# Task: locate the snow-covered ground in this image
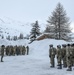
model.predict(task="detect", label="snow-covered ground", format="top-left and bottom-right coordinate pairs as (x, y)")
top-left (0, 39), bottom-right (74, 75)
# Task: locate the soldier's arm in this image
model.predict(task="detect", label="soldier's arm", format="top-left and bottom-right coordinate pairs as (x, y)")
top-left (49, 49), bottom-right (51, 58)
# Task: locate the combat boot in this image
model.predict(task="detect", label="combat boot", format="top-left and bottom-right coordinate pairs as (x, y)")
top-left (67, 67), bottom-right (72, 71)
top-left (1, 60), bottom-right (3, 62)
top-left (57, 64), bottom-right (62, 69)
top-left (50, 65), bottom-right (54, 68)
top-left (1, 57), bottom-right (3, 62)
top-left (1, 58), bottom-right (3, 62)
top-left (63, 65), bottom-right (67, 68)
top-left (57, 64), bottom-right (59, 66)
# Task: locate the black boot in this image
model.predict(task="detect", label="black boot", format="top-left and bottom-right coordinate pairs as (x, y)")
top-left (1, 60), bottom-right (3, 62)
top-left (57, 64), bottom-right (62, 69)
top-left (67, 67), bottom-right (72, 71)
top-left (63, 65), bottom-right (67, 68)
top-left (50, 65), bottom-right (54, 68)
top-left (1, 57), bottom-right (3, 62)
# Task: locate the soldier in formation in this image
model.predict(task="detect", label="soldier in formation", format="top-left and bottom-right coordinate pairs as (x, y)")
top-left (66, 44), bottom-right (73, 71)
top-left (0, 45), bottom-right (29, 62)
top-left (1, 45), bottom-right (5, 62)
top-left (26, 45), bottom-right (29, 55)
top-left (49, 44), bottom-right (56, 67)
top-left (62, 44), bottom-right (67, 68)
top-left (56, 45), bottom-right (62, 69)
top-left (4, 45), bottom-right (29, 56)
top-left (49, 43), bottom-right (74, 71)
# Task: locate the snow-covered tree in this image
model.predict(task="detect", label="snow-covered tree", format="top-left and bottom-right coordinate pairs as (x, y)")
top-left (19, 33), bottom-right (24, 39)
top-left (45, 3), bottom-right (71, 40)
top-left (30, 21), bottom-right (40, 39)
top-left (6, 35), bottom-right (11, 40)
top-left (1, 35), bottom-right (4, 39)
top-left (13, 36), bottom-right (17, 41)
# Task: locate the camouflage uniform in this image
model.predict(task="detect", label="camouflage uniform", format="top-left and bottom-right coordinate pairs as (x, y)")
top-left (1, 45), bottom-right (5, 62)
top-left (62, 44), bottom-right (67, 68)
top-left (49, 44), bottom-right (56, 67)
top-left (22, 46), bottom-right (26, 55)
top-left (72, 44), bottom-right (74, 66)
top-left (56, 45), bottom-right (62, 69)
top-left (13, 46), bottom-right (16, 56)
top-left (6, 46), bottom-right (9, 56)
top-left (71, 44), bottom-right (74, 66)
top-left (19, 46), bottom-right (21, 55)
top-left (16, 46), bottom-right (20, 55)
top-left (9, 46), bottom-right (11, 56)
top-left (11, 46), bottom-right (14, 55)
top-left (66, 44), bottom-right (72, 71)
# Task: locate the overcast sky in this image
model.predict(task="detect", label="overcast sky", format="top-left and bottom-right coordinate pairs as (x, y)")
top-left (0, 0), bottom-right (74, 23)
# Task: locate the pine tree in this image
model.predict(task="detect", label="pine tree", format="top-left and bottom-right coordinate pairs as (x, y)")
top-left (1, 35), bottom-right (4, 39)
top-left (6, 35), bottom-right (10, 40)
top-left (19, 33), bottom-right (24, 39)
top-left (30, 21), bottom-right (40, 39)
top-left (45, 3), bottom-right (71, 40)
top-left (13, 36), bottom-right (17, 41)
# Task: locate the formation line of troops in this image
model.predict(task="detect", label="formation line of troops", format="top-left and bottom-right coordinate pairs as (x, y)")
top-left (0, 45), bottom-right (29, 62)
top-left (49, 44), bottom-right (74, 71)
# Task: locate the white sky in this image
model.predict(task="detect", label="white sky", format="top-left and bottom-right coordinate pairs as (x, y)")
top-left (0, 0), bottom-right (74, 23)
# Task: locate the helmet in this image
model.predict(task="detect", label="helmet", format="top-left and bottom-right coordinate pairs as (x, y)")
top-left (62, 44), bottom-right (66, 47)
top-left (1, 45), bottom-right (5, 47)
top-left (57, 45), bottom-right (61, 48)
top-left (72, 43), bottom-right (74, 46)
top-left (67, 44), bottom-right (70, 46)
top-left (49, 44), bottom-right (53, 47)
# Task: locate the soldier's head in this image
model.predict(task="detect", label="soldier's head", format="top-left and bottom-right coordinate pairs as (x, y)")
top-left (49, 44), bottom-right (53, 47)
top-left (62, 44), bottom-right (66, 47)
top-left (71, 43), bottom-right (74, 47)
top-left (67, 44), bottom-right (70, 47)
top-left (57, 45), bottom-right (61, 48)
top-left (72, 43), bottom-right (74, 46)
top-left (1, 45), bottom-right (5, 47)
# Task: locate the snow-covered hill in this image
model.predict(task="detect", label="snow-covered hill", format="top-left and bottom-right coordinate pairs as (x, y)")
top-left (0, 17), bottom-right (32, 38)
top-left (0, 17), bottom-right (46, 39)
top-left (0, 39), bottom-right (74, 75)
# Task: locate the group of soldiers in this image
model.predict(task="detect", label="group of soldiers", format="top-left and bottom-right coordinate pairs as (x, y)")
top-left (1, 43), bottom-right (74, 71)
top-left (0, 45), bottom-right (29, 62)
top-left (49, 43), bottom-right (74, 71)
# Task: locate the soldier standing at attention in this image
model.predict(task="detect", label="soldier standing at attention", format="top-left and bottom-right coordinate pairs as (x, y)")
top-left (49, 44), bottom-right (56, 68)
top-left (56, 45), bottom-right (62, 69)
top-left (62, 44), bottom-right (67, 68)
top-left (66, 44), bottom-right (72, 71)
top-left (26, 45), bottom-right (29, 55)
top-left (71, 43), bottom-right (74, 66)
top-left (1, 45), bottom-right (5, 62)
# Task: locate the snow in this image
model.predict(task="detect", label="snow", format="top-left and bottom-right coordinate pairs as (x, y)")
top-left (0, 39), bottom-right (74, 75)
